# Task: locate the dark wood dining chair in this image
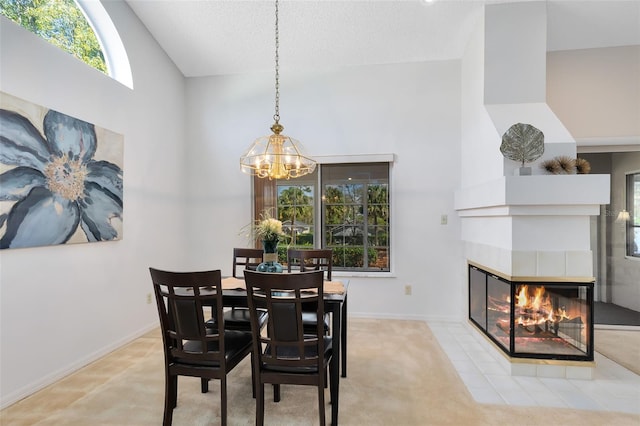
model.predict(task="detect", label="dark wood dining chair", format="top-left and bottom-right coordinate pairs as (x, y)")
top-left (220, 248), bottom-right (268, 332)
top-left (287, 248), bottom-right (333, 280)
top-left (233, 247), bottom-right (264, 277)
top-left (149, 268), bottom-right (254, 426)
top-left (243, 270), bottom-right (338, 426)
top-left (287, 248), bottom-right (333, 334)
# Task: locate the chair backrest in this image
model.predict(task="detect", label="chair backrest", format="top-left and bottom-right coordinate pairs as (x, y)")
top-left (149, 268), bottom-right (227, 367)
top-left (287, 248), bottom-right (333, 280)
top-left (244, 270), bottom-right (326, 372)
top-left (232, 248), bottom-right (264, 278)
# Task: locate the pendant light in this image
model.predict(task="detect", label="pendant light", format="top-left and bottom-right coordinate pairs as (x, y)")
top-left (240, 0), bottom-right (316, 180)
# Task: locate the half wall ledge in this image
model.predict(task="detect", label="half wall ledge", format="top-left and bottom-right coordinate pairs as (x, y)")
top-left (454, 174), bottom-right (610, 214)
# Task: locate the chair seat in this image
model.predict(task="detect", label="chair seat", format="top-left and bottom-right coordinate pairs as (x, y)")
top-left (206, 308), bottom-right (267, 331)
top-left (302, 312), bottom-right (330, 332)
top-left (263, 336), bottom-right (332, 373)
top-left (178, 330), bottom-right (252, 366)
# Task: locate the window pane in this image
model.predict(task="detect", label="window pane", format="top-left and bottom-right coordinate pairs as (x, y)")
top-left (277, 180), bottom-right (315, 247)
top-left (627, 172), bottom-right (640, 257)
top-left (325, 204), bottom-right (344, 225)
top-left (632, 173), bottom-right (640, 226)
top-left (322, 163), bottom-right (390, 272)
top-left (1, 0), bottom-right (107, 73)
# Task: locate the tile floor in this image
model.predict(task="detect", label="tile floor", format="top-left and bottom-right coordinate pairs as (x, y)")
top-left (428, 321), bottom-right (640, 415)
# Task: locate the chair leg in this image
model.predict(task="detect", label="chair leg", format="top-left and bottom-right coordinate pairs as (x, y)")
top-left (318, 381), bottom-right (326, 426)
top-left (325, 314), bottom-right (330, 389)
top-left (256, 383), bottom-right (265, 426)
top-left (164, 374), bottom-right (177, 426)
top-left (251, 351), bottom-right (257, 398)
top-left (201, 378), bottom-right (209, 393)
top-left (168, 374), bottom-right (178, 409)
top-left (330, 360), bottom-right (339, 425)
top-left (220, 378), bottom-right (227, 426)
top-left (273, 384), bottom-right (280, 402)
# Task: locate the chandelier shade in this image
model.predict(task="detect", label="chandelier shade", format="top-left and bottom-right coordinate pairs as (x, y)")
top-left (240, 124), bottom-right (316, 180)
top-left (240, 0), bottom-right (316, 180)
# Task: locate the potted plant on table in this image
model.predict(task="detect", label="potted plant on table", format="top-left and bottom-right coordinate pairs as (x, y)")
top-left (243, 210), bottom-right (287, 273)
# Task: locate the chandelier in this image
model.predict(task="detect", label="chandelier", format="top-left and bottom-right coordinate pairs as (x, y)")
top-left (240, 0), bottom-right (316, 180)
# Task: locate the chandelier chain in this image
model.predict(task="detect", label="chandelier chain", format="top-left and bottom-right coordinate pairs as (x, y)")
top-left (273, 0), bottom-right (280, 124)
top-left (239, 0), bottom-right (316, 180)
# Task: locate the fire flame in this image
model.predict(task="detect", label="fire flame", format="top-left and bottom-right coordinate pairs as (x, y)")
top-left (514, 285), bottom-right (571, 327)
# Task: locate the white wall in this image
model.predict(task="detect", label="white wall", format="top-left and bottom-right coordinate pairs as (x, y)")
top-left (484, 1), bottom-right (547, 105)
top-left (0, 1), bottom-right (186, 408)
top-left (547, 46), bottom-right (640, 143)
top-left (183, 62), bottom-right (464, 320)
top-left (460, 11), bottom-right (504, 187)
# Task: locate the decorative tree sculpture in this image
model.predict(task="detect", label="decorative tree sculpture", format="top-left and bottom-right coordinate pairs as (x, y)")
top-left (499, 123), bottom-right (544, 175)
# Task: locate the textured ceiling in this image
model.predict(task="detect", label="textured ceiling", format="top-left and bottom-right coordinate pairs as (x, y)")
top-left (125, 0), bottom-right (640, 78)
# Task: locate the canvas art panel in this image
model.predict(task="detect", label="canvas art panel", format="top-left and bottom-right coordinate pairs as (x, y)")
top-left (0, 91), bottom-right (124, 249)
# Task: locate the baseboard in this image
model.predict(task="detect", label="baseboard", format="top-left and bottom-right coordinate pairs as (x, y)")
top-left (595, 324), bottom-right (640, 331)
top-left (347, 312), bottom-right (459, 323)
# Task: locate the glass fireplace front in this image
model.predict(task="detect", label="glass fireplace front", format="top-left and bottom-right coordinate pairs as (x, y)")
top-left (469, 264), bottom-right (594, 361)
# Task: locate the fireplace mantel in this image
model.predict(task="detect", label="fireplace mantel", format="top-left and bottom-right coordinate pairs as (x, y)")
top-left (467, 260), bottom-right (594, 284)
top-left (454, 174), bottom-right (610, 215)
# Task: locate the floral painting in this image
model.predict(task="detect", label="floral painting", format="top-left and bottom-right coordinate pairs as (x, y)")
top-left (0, 92), bottom-right (123, 249)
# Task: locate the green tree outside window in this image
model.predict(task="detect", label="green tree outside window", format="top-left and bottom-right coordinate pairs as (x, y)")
top-left (277, 184), bottom-right (314, 247)
top-left (1, 0), bottom-right (107, 73)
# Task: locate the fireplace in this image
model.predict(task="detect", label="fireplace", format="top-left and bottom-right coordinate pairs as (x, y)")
top-left (469, 264), bottom-right (594, 361)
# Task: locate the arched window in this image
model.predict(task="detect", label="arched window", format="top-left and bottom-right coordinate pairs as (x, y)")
top-left (0, 0), bottom-right (133, 88)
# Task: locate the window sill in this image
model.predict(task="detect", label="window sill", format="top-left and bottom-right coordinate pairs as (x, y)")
top-left (333, 271), bottom-right (395, 279)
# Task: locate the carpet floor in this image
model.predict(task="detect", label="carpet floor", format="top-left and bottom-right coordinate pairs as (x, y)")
top-left (1, 319), bottom-right (638, 425)
top-left (593, 328), bottom-right (640, 376)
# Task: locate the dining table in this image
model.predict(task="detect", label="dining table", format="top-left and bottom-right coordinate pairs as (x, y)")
top-left (220, 276), bottom-right (349, 379)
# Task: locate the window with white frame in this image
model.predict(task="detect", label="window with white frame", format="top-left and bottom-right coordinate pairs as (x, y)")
top-left (254, 161), bottom-right (391, 273)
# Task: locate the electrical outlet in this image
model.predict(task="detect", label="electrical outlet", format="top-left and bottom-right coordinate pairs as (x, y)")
top-left (146, 293), bottom-right (152, 304)
top-left (441, 214), bottom-right (448, 225)
top-left (404, 285), bottom-right (412, 295)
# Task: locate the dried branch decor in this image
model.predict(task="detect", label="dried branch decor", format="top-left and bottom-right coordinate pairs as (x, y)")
top-left (575, 157), bottom-right (591, 174)
top-left (540, 156), bottom-right (591, 175)
top-left (556, 156), bottom-right (576, 174)
top-left (541, 159), bottom-right (562, 174)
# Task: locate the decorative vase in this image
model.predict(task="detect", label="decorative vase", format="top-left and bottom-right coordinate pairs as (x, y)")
top-left (257, 238), bottom-right (283, 273)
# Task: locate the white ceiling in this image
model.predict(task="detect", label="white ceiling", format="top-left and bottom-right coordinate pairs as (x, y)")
top-left (124, 0), bottom-right (640, 78)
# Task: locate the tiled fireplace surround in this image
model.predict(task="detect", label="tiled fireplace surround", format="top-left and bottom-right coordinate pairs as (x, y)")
top-left (455, 3), bottom-right (611, 380)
